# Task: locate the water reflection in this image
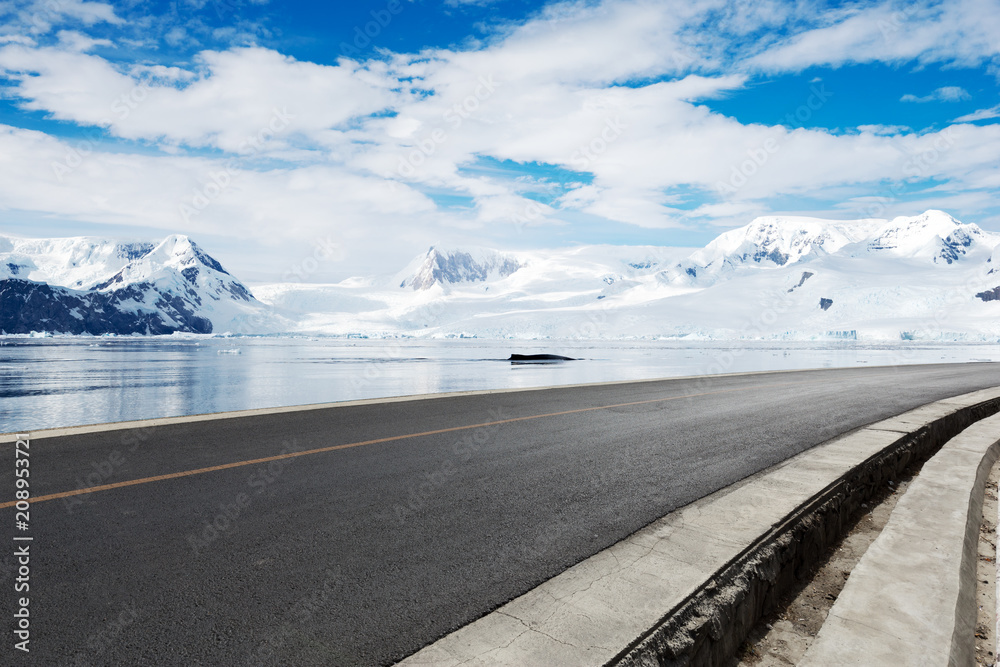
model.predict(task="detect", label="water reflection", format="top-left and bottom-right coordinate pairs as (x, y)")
top-left (1, 337), bottom-right (998, 433)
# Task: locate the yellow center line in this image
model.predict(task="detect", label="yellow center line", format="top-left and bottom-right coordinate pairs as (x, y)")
top-left (2, 380), bottom-right (810, 508)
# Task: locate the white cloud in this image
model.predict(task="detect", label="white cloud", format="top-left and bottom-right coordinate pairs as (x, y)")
top-left (748, 0), bottom-right (1000, 72)
top-left (901, 86), bottom-right (971, 103)
top-left (1, 0), bottom-right (1000, 278)
top-left (857, 124), bottom-right (913, 135)
top-left (0, 34), bottom-right (36, 45)
top-left (0, 124), bottom-right (445, 277)
top-left (10, 0), bottom-right (122, 35)
top-left (44, 0), bottom-right (122, 25)
top-left (954, 104), bottom-right (1000, 122)
top-left (429, 0), bottom-right (724, 87)
top-left (55, 29), bottom-right (110, 51)
top-left (0, 44), bottom-right (402, 152)
top-left (164, 26), bottom-right (189, 48)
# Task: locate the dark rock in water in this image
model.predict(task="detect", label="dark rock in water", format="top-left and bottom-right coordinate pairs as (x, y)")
top-left (508, 353), bottom-right (576, 362)
top-left (819, 297), bottom-right (833, 311)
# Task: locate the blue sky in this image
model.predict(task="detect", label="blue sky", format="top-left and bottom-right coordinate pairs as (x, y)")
top-left (0, 0), bottom-right (998, 281)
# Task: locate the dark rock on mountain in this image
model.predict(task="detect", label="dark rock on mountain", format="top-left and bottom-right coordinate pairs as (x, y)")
top-left (976, 287), bottom-right (1000, 302)
top-left (752, 247), bottom-right (790, 265)
top-left (788, 271), bottom-right (815, 293)
top-left (0, 279), bottom-right (212, 335)
top-left (0, 234), bottom-right (261, 335)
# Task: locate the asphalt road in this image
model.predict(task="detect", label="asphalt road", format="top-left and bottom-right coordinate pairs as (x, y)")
top-left (2, 363), bottom-right (1000, 665)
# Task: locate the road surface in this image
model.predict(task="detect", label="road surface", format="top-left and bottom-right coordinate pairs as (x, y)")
top-left (2, 363), bottom-right (1000, 665)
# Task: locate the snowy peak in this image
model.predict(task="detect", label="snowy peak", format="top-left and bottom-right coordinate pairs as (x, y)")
top-left (864, 210), bottom-right (992, 263)
top-left (148, 234), bottom-right (231, 276)
top-left (0, 233), bottom-right (241, 292)
top-left (91, 234), bottom-right (251, 303)
top-left (699, 216), bottom-right (878, 266)
top-left (673, 210), bottom-right (996, 285)
top-left (0, 235), bottom-right (157, 289)
top-left (0, 232), bottom-right (271, 334)
top-left (401, 246), bottom-right (523, 290)
top-left (671, 216), bottom-right (879, 285)
top-left (868, 210), bottom-right (962, 250)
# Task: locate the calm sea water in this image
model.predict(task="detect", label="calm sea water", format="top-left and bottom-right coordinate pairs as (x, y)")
top-left (2, 336), bottom-right (999, 434)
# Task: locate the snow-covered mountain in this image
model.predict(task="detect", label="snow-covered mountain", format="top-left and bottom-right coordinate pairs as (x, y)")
top-left (7, 210), bottom-right (1000, 340)
top-left (398, 247), bottom-right (523, 291)
top-left (858, 210), bottom-right (988, 263)
top-left (253, 210), bottom-right (1000, 341)
top-left (0, 234), bottom-right (275, 335)
top-left (658, 210), bottom-right (991, 287)
top-left (666, 216), bottom-right (879, 285)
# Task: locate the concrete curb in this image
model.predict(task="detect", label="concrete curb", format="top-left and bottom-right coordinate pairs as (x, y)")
top-left (801, 412), bottom-right (1000, 665)
top-left (396, 387), bottom-right (1000, 667)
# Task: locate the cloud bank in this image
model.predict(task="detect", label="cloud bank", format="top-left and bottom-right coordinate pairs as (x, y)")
top-left (0, 0), bottom-right (998, 279)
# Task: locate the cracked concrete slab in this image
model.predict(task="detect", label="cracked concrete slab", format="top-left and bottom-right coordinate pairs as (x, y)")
top-left (938, 388), bottom-right (1000, 406)
top-left (808, 613), bottom-right (952, 666)
top-left (869, 402), bottom-right (960, 433)
top-left (793, 427), bottom-right (904, 468)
